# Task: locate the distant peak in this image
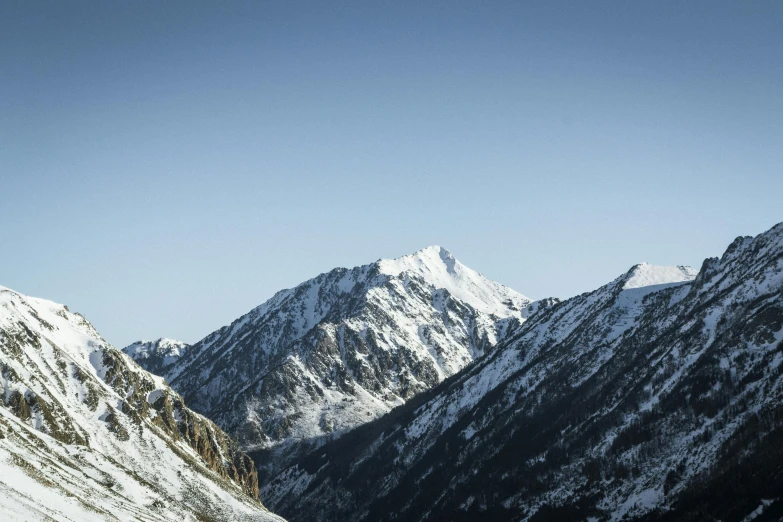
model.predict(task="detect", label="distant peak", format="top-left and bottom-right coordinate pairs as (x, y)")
top-left (122, 338), bottom-right (190, 368)
top-left (156, 337), bottom-right (186, 345)
top-left (128, 338), bottom-right (186, 345)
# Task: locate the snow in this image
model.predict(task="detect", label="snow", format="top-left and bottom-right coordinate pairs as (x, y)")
top-left (622, 263), bottom-right (698, 290)
top-left (0, 285), bottom-right (284, 522)
top-left (613, 488), bottom-right (662, 520)
top-left (378, 246), bottom-right (531, 316)
top-left (742, 499), bottom-right (776, 522)
top-left (123, 338), bottom-right (190, 366)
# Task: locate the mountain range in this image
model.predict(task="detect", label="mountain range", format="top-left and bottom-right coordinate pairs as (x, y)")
top-left (261, 224), bottom-right (783, 521)
top-left (124, 245), bottom-right (553, 481)
top-left (4, 222), bottom-right (783, 521)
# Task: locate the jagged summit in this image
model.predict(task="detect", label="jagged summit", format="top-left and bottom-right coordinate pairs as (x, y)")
top-left (135, 336), bottom-right (183, 345)
top-left (377, 245), bottom-right (457, 276)
top-left (378, 245), bottom-right (531, 316)
top-left (383, 244), bottom-right (452, 259)
top-left (242, 245), bottom-right (532, 330)
top-left (125, 337), bottom-right (189, 353)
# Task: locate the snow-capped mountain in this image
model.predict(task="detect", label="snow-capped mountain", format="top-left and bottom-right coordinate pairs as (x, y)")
top-left (139, 246), bottom-right (547, 481)
top-left (0, 286), bottom-right (283, 521)
top-left (123, 338), bottom-right (190, 377)
top-left (263, 223), bottom-right (783, 521)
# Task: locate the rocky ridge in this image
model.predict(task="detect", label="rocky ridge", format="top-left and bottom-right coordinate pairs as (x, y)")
top-left (0, 286), bottom-right (283, 521)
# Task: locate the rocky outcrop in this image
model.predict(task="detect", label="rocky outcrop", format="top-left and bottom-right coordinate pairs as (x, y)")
top-left (0, 285), bottom-right (283, 521)
top-left (122, 338), bottom-right (190, 377)
top-left (100, 348), bottom-right (260, 498)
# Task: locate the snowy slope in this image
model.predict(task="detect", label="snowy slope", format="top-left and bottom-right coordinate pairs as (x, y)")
top-left (622, 263), bottom-right (698, 290)
top-left (0, 287), bottom-right (284, 521)
top-left (138, 246), bottom-right (546, 481)
top-left (263, 224), bottom-right (783, 521)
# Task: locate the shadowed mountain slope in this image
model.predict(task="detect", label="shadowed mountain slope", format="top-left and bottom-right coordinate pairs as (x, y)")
top-left (264, 225), bottom-right (783, 522)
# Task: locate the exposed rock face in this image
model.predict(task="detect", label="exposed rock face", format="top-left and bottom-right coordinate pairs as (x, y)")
top-left (122, 338), bottom-right (191, 378)
top-left (101, 348), bottom-right (260, 498)
top-left (139, 246), bottom-right (544, 482)
top-left (263, 225), bottom-right (783, 521)
top-left (0, 286), bottom-right (283, 521)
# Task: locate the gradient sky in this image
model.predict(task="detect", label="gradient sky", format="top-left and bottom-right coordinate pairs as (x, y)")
top-left (2, 1), bottom-right (782, 347)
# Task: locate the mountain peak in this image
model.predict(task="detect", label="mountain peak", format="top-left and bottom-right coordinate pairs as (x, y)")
top-left (377, 246), bottom-right (530, 316)
top-left (415, 244), bottom-right (449, 254)
top-left (622, 262), bottom-right (698, 290)
top-left (385, 245), bottom-right (452, 267)
top-left (155, 244), bottom-right (535, 461)
top-left (419, 244), bottom-right (454, 259)
top-left (122, 337), bottom-right (191, 375)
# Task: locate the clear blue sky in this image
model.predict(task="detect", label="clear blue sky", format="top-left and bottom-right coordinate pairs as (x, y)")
top-left (2, 2), bottom-right (781, 347)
